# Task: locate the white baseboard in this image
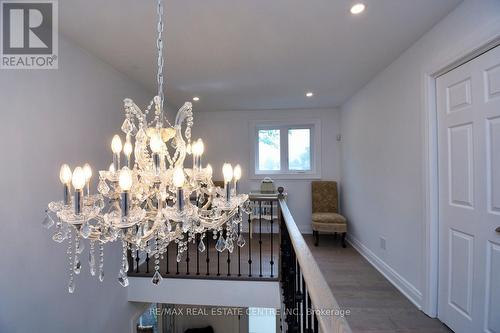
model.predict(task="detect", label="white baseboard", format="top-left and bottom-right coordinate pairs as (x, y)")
top-left (347, 235), bottom-right (423, 310)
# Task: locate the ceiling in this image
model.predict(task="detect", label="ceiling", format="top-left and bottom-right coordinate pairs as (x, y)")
top-left (60, 0), bottom-right (461, 111)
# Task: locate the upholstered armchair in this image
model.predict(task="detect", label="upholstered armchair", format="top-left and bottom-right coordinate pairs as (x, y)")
top-left (311, 181), bottom-right (347, 247)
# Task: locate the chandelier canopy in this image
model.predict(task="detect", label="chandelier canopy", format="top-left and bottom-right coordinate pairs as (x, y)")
top-left (43, 0), bottom-right (249, 293)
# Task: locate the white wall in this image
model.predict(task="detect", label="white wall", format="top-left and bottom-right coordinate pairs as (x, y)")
top-left (128, 278), bottom-right (281, 309)
top-left (172, 305), bottom-right (248, 333)
top-left (339, 0), bottom-right (500, 310)
top-left (0, 37), bottom-right (151, 332)
top-left (190, 108), bottom-right (341, 233)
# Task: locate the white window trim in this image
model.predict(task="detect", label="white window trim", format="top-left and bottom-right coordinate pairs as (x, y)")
top-left (249, 119), bottom-right (322, 180)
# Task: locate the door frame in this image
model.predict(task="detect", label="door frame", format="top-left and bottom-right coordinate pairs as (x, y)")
top-left (421, 30), bottom-right (500, 317)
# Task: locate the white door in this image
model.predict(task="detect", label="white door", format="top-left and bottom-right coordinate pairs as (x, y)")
top-left (437, 45), bottom-right (500, 333)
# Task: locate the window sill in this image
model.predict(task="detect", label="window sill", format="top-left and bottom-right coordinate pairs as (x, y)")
top-left (250, 172), bottom-right (322, 180)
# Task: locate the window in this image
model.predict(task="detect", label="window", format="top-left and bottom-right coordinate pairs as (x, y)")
top-left (288, 128), bottom-right (311, 171)
top-left (252, 120), bottom-right (320, 178)
top-left (258, 129), bottom-right (280, 171)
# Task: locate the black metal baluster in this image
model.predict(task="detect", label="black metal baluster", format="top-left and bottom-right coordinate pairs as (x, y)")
top-left (290, 243), bottom-right (299, 332)
top-left (165, 245), bottom-right (169, 275)
top-left (270, 200), bottom-right (274, 278)
top-left (176, 243), bottom-right (180, 275)
top-left (217, 231), bottom-right (221, 276)
top-left (307, 293), bottom-right (313, 333)
top-left (224, 229), bottom-right (230, 276)
top-left (146, 241), bottom-right (150, 274)
top-left (302, 276), bottom-right (307, 333)
top-left (281, 217), bottom-right (293, 332)
top-left (227, 247), bottom-right (231, 276)
top-left (259, 201), bottom-right (263, 277)
top-left (237, 223), bottom-right (241, 277)
top-left (135, 249), bottom-right (140, 273)
top-left (296, 264), bottom-right (303, 332)
top-left (206, 233), bottom-right (210, 276)
top-left (127, 249), bottom-right (134, 274)
top-left (196, 234), bottom-right (200, 275)
top-left (248, 212), bottom-right (252, 277)
top-left (293, 256), bottom-right (299, 331)
top-left (186, 238), bottom-right (190, 275)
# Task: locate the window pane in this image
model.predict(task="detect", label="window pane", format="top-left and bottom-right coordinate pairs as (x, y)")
top-left (288, 128), bottom-right (311, 170)
top-left (258, 129), bottom-right (280, 171)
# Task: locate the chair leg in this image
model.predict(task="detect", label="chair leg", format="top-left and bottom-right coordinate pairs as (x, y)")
top-left (313, 231), bottom-right (319, 246)
top-left (341, 232), bottom-right (347, 248)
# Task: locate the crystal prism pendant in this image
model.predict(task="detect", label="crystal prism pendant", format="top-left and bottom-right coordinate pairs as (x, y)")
top-left (121, 118), bottom-right (133, 134)
top-left (117, 270), bottom-right (129, 287)
top-left (89, 253), bottom-right (96, 276)
top-left (97, 179), bottom-right (110, 195)
top-left (151, 270), bottom-right (163, 285)
top-left (68, 279), bottom-right (75, 294)
top-left (215, 235), bottom-right (225, 252)
top-left (225, 238), bottom-right (234, 253)
top-left (42, 213), bottom-right (55, 229)
top-left (76, 242), bottom-right (85, 254)
top-left (237, 234), bottom-right (246, 247)
top-left (198, 239), bottom-right (206, 252)
top-left (136, 127), bottom-right (147, 142)
top-left (99, 270), bottom-right (104, 282)
top-left (52, 231), bottom-right (65, 243)
top-left (81, 223), bottom-right (91, 239)
top-left (74, 260), bottom-right (82, 275)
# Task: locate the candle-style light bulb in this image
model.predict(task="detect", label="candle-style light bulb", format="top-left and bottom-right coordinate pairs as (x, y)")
top-left (59, 164), bottom-right (72, 184)
top-left (119, 167), bottom-right (133, 191)
top-left (111, 135), bottom-right (122, 154)
top-left (123, 141), bottom-right (133, 157)
top-left (83, 163), bottom-right (92, 196)
top-left (223, 163), bottom-right (233, 183)
top-left (150, 133), bottom-right (163, 176)
top-left (233, 164), bottom-right (241, 181)
top-left (111, 135), bottom-right (122, 171)
top-left (72, 167), bottom-right (86, 215)
top-left (173, 167), bottom-right (185, 211)
top-left (197, 138), bottom-right (204, 156)
top-left (192, 140), bottom-right (201, 156)
top-left (72, 167), bottom-right (86, 190)
top-left (83, 163), bottom-right (92, 182)
top-left (206, 164), bottom-right (213, 177)
top-left (222, 163), bottom-right (233, 202)
top-left (233, 164), bottom-right (241, 195)
top-left (59, 164), bottom-right (72, 205)
top-left (192, 139), bottom-right (204, 171)
top-left (149, 133), bottom-right (163, 154)
top-left (108, 163), bottom-right (116, 173)
top-left (119, 167), bottom-right (133, 217)
top-left (173, 167), bottom-right (185, 188)
top-left (123, 141), bottom-right (133, 167)
top-left (197, 139), bottom-right (204, 171)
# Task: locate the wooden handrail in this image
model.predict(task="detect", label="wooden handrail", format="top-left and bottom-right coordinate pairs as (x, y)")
top-left (279, 198), bottom-right (352, 333)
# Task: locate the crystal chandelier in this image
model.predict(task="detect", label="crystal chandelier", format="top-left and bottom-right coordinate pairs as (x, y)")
top-left (42, 0), bottom-right (249, 293)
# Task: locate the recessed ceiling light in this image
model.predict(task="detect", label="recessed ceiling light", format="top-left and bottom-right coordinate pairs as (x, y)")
top-left (350, 3), bottom-right (366, 15)
top-left (306, 92), bottom-right (314, 98)
top-left (192, 97), bottom-right (200, 101)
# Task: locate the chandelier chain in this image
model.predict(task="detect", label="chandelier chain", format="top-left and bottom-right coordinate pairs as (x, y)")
top-left (156, 0), bottom-right (165, 125)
